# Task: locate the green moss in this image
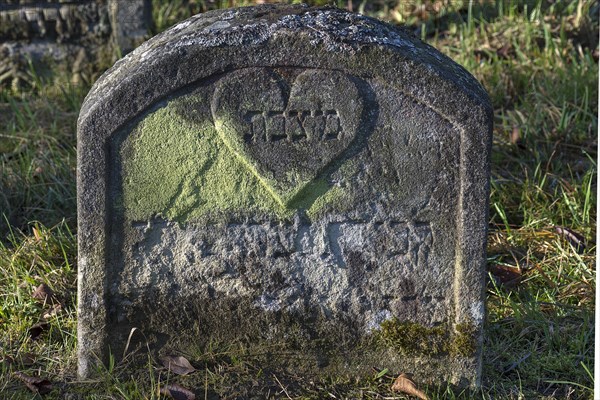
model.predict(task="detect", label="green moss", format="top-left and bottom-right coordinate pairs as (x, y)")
top-left (377, 319), bottom-right (448, 356)
top-left (214, 116), bottom-right (291, 208)
top-left (375, 318), bottom-right (478, 357)
top-left (306, 182), bottom-right (347, 219)
top-left (449, 322), bottom-right (478, 357)
top-left (214, 116), bottom-right (340, 210)
top-left (121, 99), bottom-right (291, 222)
top-left (122, 96), bottom-right (359, 222)
top-left (304, 159), bottom-right (360, 219)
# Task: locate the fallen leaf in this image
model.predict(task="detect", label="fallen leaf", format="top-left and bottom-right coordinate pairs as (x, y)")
top-left (160, 355), bottom-right (196, 375)
top-left (14, 371), bottom-right (53, 394)
top-left (159, 383), bottom-right (196, 400)
top-left (1, 355), bottom-right (14, 368)
top-left (391, 373), bottom-right (429, 400)
top-left (32, 284), bottom-right (58, 305)
top-left (489, 263), bottom-right (522, 288)
top-left (554, 226), bottom-right (586, 253)
top-left (28, 322), bottom-right (49, 340)
top-left (17, 353), bottom-right (36, 366)
top-left (43, 303), bottom-right (63, 319)
top-left (496, 44), bottom-right (511, 59)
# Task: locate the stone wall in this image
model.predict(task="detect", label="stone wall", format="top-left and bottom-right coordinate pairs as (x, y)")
top-left (0, 0), bottom-right (152, 87)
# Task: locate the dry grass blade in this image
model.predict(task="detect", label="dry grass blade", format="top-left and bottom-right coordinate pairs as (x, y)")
top-left (159, 383), bottom-right (196, 400)
top-left (391, 373), bottom-right (429, 400)
top-left (160, 355), bottom-right (196, 375)
top-left (554, 226), bottom-right (586, 253)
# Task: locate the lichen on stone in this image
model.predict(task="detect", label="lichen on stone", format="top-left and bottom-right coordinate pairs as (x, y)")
top-left (121, 97), bottom-right (291, 223)
top-left (121, 95), bottom-right (354, 223)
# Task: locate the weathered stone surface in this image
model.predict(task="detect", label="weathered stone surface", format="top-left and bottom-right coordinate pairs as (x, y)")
top-left (0, 0), bottom-right (151, 87)
top-left (77, 4), bottom-right (493, 387)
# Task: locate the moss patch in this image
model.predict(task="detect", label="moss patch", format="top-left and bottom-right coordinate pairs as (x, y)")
top-left (214, 116), bottom-right (296, 208)
top-left (121, 95), bottom-right (359, 223)
top-left (213, 115), bottom-right (354, 212)
top-left (378, 319), bottom-right (448, 356)
top-left (304, 159), bottom-right (361, 218)
top-left (305, 181), bottom-right (345, 218)
top-left (449, 322), bottom-right (478, 357)
top-left (375, 318), bottom-right (478, 357)
top-left (121, 99), bottom-right (291, 223)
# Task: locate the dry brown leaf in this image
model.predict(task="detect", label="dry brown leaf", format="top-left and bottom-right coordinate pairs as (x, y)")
top-left (159, 383), bottom-right (196, 400)
top-left (14, 371), bottom-right (53, 394)
top-left (496, 44), bottom-right (512, 59)
top-left (3, 353), bottom-right (36, 367)
top-left (28, 322), bottom-right (49, 340)
top-left (391, 373), bottom-right (429, 400)
top-left (32, 283), bottom-right (58, 305)
top-left (160, 355), bottom-right (196, 375)
top-left (43, 303), bottom-right (63, 319)
top-left (489, 263), bottom-right (522, 288)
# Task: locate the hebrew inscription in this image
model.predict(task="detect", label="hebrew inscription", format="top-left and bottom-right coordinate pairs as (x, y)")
top-left (244, 109), bottom-right (342, 142)
top-left (130, 219), bottom-right (432, 268)
top-left (122, 218), bottom-right (445, 328)
top-left (212, 67), bottom-right (369, 204)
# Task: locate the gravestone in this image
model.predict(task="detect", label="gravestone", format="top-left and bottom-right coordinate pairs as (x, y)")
top-left (0, 0), bottom-right (151, 87)
top-left (77, 4), bottom-right (493, 387)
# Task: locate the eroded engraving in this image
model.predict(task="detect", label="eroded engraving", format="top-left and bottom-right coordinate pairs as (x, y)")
top-left (244, 110), bottom-right (342, 142)
top-left (130, 218), bottom-right (431, 269)
top-left (122, 217), bottom-right (446, 328)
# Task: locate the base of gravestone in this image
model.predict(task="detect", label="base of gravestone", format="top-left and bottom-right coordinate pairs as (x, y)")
top-left (109, 295), bottom-right (481, 387)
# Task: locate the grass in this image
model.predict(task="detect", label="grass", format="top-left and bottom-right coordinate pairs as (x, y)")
top-left (0, 0), bottom-right (597, 398)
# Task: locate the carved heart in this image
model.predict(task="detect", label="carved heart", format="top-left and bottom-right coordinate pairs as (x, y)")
top-left (211, 67), bottom-right (365, 207)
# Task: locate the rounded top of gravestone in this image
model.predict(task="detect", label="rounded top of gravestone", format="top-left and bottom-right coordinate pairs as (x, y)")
top-left (79, 4), bottom-right (491, 135)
